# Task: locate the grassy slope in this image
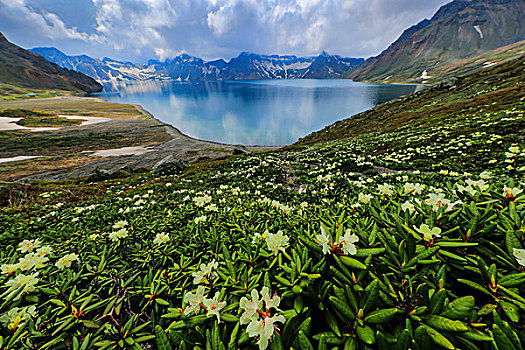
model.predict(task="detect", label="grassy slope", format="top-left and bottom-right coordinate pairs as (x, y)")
top-left (302, 56), bottom-right (525, 145)
top-left (348, 0), bottom-right (525, 84)
top-left (0, 58), bottom-right (523, 349)
top-left (0, 33), bottom-right (102, 93)
top-left (0, 83), bottom-right (74, 101)
top-left (354, 40), bottom-right (525, 84)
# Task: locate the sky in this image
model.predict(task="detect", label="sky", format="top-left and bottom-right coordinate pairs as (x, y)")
top-left (0, 0), bottom-right (451, 63)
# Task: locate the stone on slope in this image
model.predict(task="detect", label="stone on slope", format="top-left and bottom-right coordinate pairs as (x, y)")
top-left (153, 155), bottom-right (188, 177)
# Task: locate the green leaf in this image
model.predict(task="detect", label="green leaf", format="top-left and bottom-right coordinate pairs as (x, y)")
top-left (155, 325), bottom-right (172, 350)
top-left (356, 325), bottom-right (375, 345)
top-left (421, 325), bottom-right (455, 349)
top-left (425, 315), bottom-right (468, 332)
top-left (354, 248), bottom-right (385, 257)
top-left (81, 320), bottom-right (100, 329)
top-left (298, 330), bottom-right (314, 350)
top-left (492, 324), bottom-right (516, 350)
top-left (440, 296), bottom-right (475, 320)
top-left (499, 300), bottom-right (520, 323)
top-left (505, 230), bottom-right (522, 257)
top-left (339, 256), bottom-right (366, 270)
top-left (329, 297), bottom-right (356, 321)
top-left (457, 279), bottom-right (491, 295)
top-left (365, 308), bottom-right (401, 324)
top-left (429, 289), bottom-right (447, 315)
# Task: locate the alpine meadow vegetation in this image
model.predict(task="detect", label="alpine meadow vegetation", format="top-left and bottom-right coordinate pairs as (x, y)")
top-left (0, 59), bottom-right (524, 350)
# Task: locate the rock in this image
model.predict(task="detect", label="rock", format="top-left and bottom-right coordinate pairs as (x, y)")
top-left (153, 155), bottom-right (188, 177)
top-left (87, 167), bottom-right (112, 182)
top-left (233, 146), bottom-right (253, 156)
top-left (110, 169), bottom-right (132, 179)
top-left (440, 77), bottom-right (459, 89)
top-left (120, 163), bottom-right (134, 174)
top-left (196, 155), bottom-right (210, 162)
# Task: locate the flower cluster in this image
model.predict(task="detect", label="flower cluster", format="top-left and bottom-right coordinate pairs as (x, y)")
top-left (240, 287), bottom-right (285, 350)
top-left (316, 226), bottom-right (359, 255)
top-left (183, 286), bottom-right (226, 322)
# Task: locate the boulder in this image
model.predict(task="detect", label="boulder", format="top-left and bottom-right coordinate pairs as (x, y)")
top-left (440, 77), bottom-right (459, 89)
top-left (87, 167), bottom-right (112, 182)
top-left (153, 155), bottom-right (188, 177)
top-left (233, 146), bottom-right (253, 156)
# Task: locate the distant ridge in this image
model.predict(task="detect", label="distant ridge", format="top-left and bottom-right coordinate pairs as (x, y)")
top-left (30, 47), bottom-right (364, 83)
top-left (349, 0), bottom-right (525, 83)
top-left (0, 33), bottom-right (102, 93)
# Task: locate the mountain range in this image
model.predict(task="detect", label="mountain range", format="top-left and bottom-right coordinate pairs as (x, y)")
top-left (349, 0), bottom-right (525, 83)
top-left (31, 48), bottom-right (364, 83)
top-left (0, 33), bottom-right (102, 93)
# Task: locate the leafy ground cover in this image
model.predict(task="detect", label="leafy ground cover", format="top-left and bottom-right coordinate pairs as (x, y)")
top-left (0, 59), bottom-right (524, 350)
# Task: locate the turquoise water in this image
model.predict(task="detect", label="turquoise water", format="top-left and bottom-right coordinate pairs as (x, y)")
top-left (97, 80), bottom-right (417, 146)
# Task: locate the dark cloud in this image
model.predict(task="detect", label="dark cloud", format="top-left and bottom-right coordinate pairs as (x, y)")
top-left (0, 0), bottom-right (451, 62)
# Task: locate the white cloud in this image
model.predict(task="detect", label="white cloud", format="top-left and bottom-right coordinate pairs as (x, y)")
top-left (91, 0), bottom-right (177, 55)
top-left (0, 0), bottom-right (451, 62)
top-left (0, 0), bottom-right (97, 42)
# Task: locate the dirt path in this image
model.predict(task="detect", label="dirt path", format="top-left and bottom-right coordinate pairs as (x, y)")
top-left (0, 97), bottom-right (279, 182)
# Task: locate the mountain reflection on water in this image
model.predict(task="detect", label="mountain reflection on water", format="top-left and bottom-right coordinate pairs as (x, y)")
top-left (97, 79), bottom-right (417, 146)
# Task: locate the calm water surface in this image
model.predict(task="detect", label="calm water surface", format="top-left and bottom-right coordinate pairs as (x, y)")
top-left (97, 80), bottom-right (417, 146)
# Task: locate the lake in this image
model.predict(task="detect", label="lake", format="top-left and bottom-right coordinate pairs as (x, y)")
top-left (96, 80), bottom-right (418, 146)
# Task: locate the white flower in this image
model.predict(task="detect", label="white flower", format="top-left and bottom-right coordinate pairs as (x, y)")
top-left (457, 184), bottom-right (477, 196)
top-left (153, 232), bottom-right (170, 245)
top-left (403, 183), bottom-right (424, 194)
top-left (340, 229), bottom-right (359, 255)
top-left (18, 253), bottom-right (48, 270)
top-left (315, 226), bottom-right (331, 255)
top-left (0, 306), bottom-right (36, 331)
top-left (240, 289), bottom-right (263, 325)
top-left (112, 220), bottom-right (128, 229)
top-left (266, 231), bottom-right (289, 255)
top-left (194, 215), bottom-right (207, 224)
top-left (358, 193), bottom-right (372, 204)
top-left (36, 246), bottom-right (53, 256)
top-left (202, 292), bottom-right (226, 322)
top-left (17, 239), bottom-right (41, 254)
top-left (479, 171), bottom-right (492, 180)
top-left (425, 192), bottom-right (452, 211)
top-left (417, 224), bottom-right (442, 241)
top-left (1, 264), bottom-right (19, 275)
top-left (109, 228), bottom-right (129, 242)
top-left (184, 286), bottom-right (206, 315)
top-left (513, 248), bottom-right (525, 267)
top-left (246, 314), bottom-right (286, 350)
top-left (377, 183), bottom-right (394, 196)
top-left (55, 253), bottom-right (79, 269)
top-left (504, 187), bottom-right (523, 199)
top-left (192, 260), bottom-right (218, 285)
top-left (206, 204), bottom-right (218, 212)
top-left (4, 273), bottom-right (39, 299)
top-left (241, 288), bottom-right (285, 349)
top-left (260, 286), bottom-right (281, 310)
top-left (401, 201), bottom-right (415, 212)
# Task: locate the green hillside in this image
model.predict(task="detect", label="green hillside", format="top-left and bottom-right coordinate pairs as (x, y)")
top-left (349, 0), bottom-right (525, 83)
top-left (0, 33), bottom-right (102, 94)
top-left (0, 58), bottom-right (524, 349)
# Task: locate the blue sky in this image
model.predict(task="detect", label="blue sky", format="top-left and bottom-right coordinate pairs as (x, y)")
top-left (0, 0), bottom-right (450, 63)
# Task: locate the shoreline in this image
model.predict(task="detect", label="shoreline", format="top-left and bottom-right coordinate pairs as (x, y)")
top-left (0, 96), bottom-right (279, 182)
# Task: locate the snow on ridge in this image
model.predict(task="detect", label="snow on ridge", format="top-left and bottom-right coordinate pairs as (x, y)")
top-left (474, 25), bottom-right (484, 39)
